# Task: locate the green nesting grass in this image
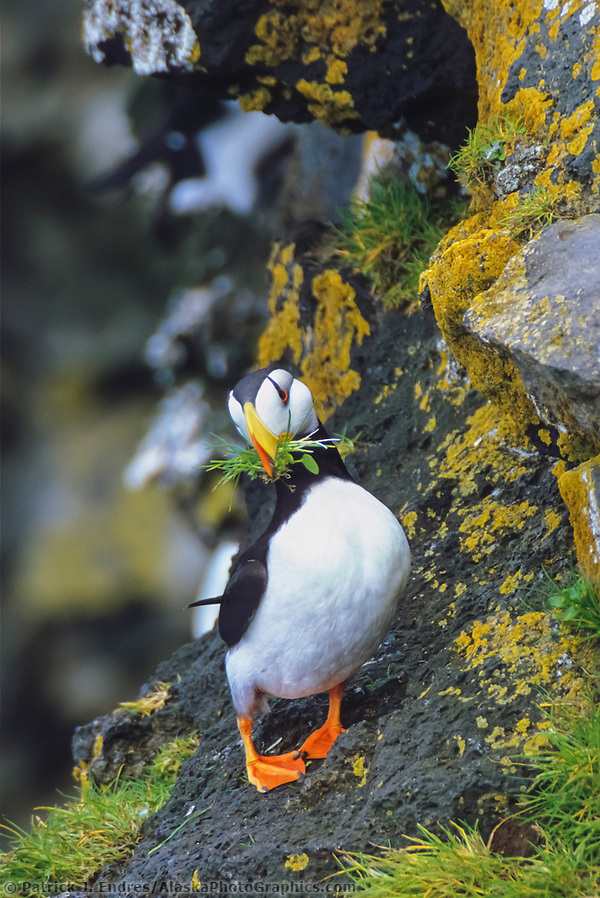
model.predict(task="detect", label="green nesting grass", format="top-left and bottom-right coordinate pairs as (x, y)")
top-left (332, 177), bottom-right (464, 307)
top-left (203, 426), bottom-right (357, 489)
top-left (0, 734), bottom-right (198, 892)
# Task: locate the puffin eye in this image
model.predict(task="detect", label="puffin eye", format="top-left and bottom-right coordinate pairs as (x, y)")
top-left (268, 377), bottom-right (289, 405)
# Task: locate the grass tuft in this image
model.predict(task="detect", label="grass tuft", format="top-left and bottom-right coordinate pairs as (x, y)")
top-left (498, 187), bottom-right (557, 240)
top-left (0, 734), bottom-right (198, 893)
top-left (449, 111), bottom-right (527, 188)
top-left (332, 177), bottom-right (465, 307)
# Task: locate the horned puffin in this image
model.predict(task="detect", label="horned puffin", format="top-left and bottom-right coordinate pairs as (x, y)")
top-left (196, 366), bottom-right (411, 791)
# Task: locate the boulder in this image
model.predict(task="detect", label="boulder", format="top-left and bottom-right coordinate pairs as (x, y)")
top-left (464, 215), bottom-right (600, 450)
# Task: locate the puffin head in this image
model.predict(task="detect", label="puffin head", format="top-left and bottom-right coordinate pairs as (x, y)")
top-left (228, 367), bottom-right (318, 476)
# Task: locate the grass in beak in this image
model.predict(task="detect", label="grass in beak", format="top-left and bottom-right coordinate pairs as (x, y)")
top-left (202, 430), bottom-right (353, 488)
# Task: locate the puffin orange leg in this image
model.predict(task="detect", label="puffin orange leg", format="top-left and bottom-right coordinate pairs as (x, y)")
top-left (237, 717), bottom-right (306, 792)
top-left (299, 682), bottom-right (346, 760)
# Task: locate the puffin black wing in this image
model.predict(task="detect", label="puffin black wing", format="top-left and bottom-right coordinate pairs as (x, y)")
top-left (218, 557), bottom-right (268, 648)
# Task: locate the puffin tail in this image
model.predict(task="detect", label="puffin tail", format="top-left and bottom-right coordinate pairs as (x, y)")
top-left (188, 596), bottom-right (223, 608)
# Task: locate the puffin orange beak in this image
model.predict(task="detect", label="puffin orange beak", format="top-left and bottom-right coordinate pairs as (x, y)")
top-left (243, 402), bottom-right (280, 477)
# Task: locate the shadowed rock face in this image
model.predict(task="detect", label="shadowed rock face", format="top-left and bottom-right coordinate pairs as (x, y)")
top-left (75, 303), bottom-right (587, 892)
top-left (82, 0), bottom-right (478, 145)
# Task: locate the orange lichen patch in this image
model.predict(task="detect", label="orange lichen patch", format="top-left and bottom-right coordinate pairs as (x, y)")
top-left (242, 0), bottom-right (385, 119)
top-left (238, 87), bottom-right (273, 113)
top-left (300, 270), bottom-right (370, 418)
top-left (435, 402), bottom-right (531, 498)
top-left (454, 607), bottom-right (594, 758)
top-left (499, 570), bottom-right (524, 595)
top-left (326, 57), bottom-right (347, 84)
top-left (420, 218), bottom-right (537, 427)
top-left (558, 455), bottom-right (600, 586)
top-left (295, 79), bottom-right (357, 128)
top-left (401, 510), bottom-right (418, 541)
top-left (544, 508), bottom-right (562, 535)
top-left (374, 367), bottom-right (403, 404)
top-left (504, 86), bottom-right (553, 138)
top-left (458, 499), bottom-right (538, 561)
top-left (258, 246), bottom-right (370, 421)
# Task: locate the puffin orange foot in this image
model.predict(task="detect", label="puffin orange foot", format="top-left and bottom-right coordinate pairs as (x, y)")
top-left (246, 751), bottom-right (306, 792)
top-left (300, 683), bottom-right (346, 760)
top-left (300, 720), bottom-right (345, 760)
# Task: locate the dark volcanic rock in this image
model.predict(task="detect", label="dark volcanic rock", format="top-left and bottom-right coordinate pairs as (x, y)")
top-left (83, 0), bottom-right (478, 145)
top-left (81, 304), bottom-right (586, 893)
top-left (464, 215), bottom-right (600, 449)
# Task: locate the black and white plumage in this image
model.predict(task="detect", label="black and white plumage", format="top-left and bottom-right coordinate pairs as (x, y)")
top-left (198, 366), bottom-right (410, 791)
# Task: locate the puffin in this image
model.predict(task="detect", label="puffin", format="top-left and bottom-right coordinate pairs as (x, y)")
top-left (194, 366), bottom-right (411, 792)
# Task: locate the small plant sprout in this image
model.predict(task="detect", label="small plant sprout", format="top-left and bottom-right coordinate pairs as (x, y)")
top-left (119, 680), bottom-right (176, 717)
top-left (547, 573), bottom-right (600, 637)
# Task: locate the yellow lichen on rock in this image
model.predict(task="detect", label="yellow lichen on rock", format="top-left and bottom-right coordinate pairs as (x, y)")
top-left (300, 269), bottom-right (370, 419)
top-left (285, 853), bottom-right (309, 871)
top-left (241, 0), bottom-right (386, 122)
top-left (258, 245), bottom-right (370, 420)
top-left (558, 454), bottom-right (600, 586)
top-left (257, 242), bottom-right (304, 367)
top-left (423, 0), bottom-right (600, 440)
top-left (421, 217), bottom-right (538, 428)
top-left (295, 79), bottom-right (357, 128)
top-left (458, 498), bottom-right (538, 561)
top-left (454, 607), bottom-right (595, 760)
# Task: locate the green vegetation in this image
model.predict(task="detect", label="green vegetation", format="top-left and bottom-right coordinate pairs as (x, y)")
top-left (332, 178), bottom-right (464, 307)
top-left (499, 186), bottom-right (557, 240)
top-left (547, 571), bottom-right (600, 637)
top-left (0, 734), bottom-right (198, 893)
top-left (204, 428), bottom-right (356, 488)
top-left (341, 572), bottom-right (600, 897)
top-left (449, 110), bottom-right (527, 187)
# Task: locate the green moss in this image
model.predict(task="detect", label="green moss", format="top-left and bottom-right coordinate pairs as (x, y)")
top-left (332, 176), bottom-right (466, 308)
top-left (0, 735), bottom-right (198, 894)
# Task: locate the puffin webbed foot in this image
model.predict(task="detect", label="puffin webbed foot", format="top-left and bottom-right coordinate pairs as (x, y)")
top-left (300, 682), bottom-right (346, 760)
top-left (238, 716), bottom-right (306, 792)
top-left (246, 751), bottom-right (306, 792)
top-left (300, 719), bottom-right (345, 760)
